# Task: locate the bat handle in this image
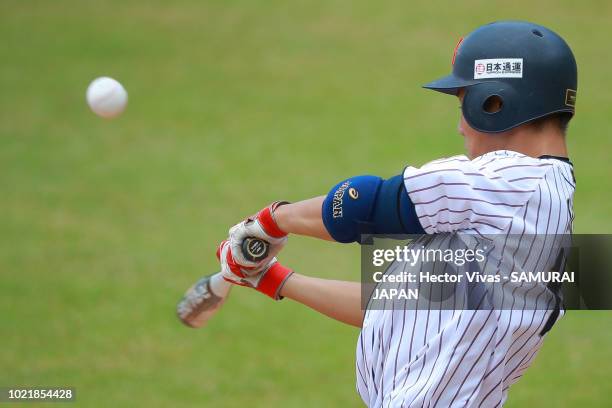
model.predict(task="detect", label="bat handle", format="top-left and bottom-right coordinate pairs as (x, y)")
top-left (176, 238), bottom-right (271, 328)
top-left (241, 237), bottom-right (270, 263)
top-left (209, 272), bottom-right (231, 296)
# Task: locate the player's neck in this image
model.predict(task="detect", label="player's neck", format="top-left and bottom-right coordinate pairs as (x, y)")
top-left (489, 125), bottom-right (568, 158)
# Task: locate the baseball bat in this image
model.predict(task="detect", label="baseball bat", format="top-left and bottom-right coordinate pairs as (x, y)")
top-left (176, 237), bottom-right (270, 328)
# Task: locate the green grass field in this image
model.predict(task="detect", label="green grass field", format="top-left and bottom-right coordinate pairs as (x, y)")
top-left (1, 1), bottom-right (611, 406)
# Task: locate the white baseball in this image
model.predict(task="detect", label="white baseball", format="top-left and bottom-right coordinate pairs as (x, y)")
top-left (86, 77), bottom-right (128, 118)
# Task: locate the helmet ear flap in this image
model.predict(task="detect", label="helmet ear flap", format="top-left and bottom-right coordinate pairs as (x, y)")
top-left (462, 82), bottom-right (520, 133)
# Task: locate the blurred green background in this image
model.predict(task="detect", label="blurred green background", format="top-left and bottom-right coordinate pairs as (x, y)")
top-left (1, 1), bottom-right (611, 407)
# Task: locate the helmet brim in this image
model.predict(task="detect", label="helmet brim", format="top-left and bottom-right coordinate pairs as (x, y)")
top-left (422, 74), bottom-right (480, 95)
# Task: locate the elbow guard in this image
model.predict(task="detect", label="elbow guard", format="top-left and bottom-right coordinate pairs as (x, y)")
top-left (321, 174), bottom-right (424, 243)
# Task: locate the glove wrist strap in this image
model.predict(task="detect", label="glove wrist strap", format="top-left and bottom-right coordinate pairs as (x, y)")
top-left (257, 263), bottom-right (294, 300)
top-left (257, 201), bottom-right (290, 238)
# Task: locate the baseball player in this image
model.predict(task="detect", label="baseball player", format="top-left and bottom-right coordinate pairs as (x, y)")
top-left (216, 21), bottom-right (577, 407)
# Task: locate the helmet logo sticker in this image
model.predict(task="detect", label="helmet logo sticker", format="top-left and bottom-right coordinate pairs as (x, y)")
top-left (474, 58), bottom-right (523, 79)
top-left (565, 89), bottom-right (577, 107)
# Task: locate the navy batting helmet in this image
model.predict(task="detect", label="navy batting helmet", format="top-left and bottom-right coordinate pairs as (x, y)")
top-left (424, 21), bottom-right (577, 133)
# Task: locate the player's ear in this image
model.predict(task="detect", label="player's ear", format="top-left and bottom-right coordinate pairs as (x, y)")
top-left (456, 88), bottom-right (466, 101)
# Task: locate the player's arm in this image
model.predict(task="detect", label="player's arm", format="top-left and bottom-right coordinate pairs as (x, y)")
top-left (280, 273), bottom-right (363, 327)
top-left (225, 174), bottom-right (426, 285)
top-left (273, 196), bottom-right (332, 240)
top-left (217, 240), bottom-right (363, 327)
top-left (279, 175), bottom-right (424, 242)
top-left (218, 175), bottom-right (425, 327)
top-left (229, 174), bottom-right (425, 271)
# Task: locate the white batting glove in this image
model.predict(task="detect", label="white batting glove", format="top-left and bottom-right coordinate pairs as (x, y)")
top-left (216, 240), bottom-right (294, 300)
top-left (228, 201), bottom-right (290, 272)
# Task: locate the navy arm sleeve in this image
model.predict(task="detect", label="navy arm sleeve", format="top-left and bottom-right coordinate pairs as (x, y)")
top-left (321, 174), bottom-right (425, 243)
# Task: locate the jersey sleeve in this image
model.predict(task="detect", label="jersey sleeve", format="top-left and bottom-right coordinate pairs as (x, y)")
top-left (402, 155), bottom-right (549, 234)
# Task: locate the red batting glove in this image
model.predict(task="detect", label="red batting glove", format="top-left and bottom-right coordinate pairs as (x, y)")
top-left (228, 201), bottom-right (290, 272)
top-left (216, 240), bottom-right (294, 300)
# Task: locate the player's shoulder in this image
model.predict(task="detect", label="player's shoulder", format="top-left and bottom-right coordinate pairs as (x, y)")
top-left (472, 150), bottom-right (556, 171)
top-left (413, 154), bottom-right (470, 172)
top-left (403, 150), bottom-right (558, 188)
top-left (402, 154), bottom-right (472, 181)
top-left (420, 150), bottom-right (544, 169)
top-left (406, 150), bottom-right (554, 174)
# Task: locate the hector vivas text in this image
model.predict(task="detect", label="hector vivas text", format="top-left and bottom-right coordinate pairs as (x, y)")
top-left (369, 245), bottom-right (575, 301)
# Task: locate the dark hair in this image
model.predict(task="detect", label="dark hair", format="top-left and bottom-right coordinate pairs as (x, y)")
top-left (529, 112), bottom-right (573, 134)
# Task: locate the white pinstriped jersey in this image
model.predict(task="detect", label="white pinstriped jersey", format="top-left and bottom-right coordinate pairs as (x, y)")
top-left (356, 150), bottom-right (575, 407)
